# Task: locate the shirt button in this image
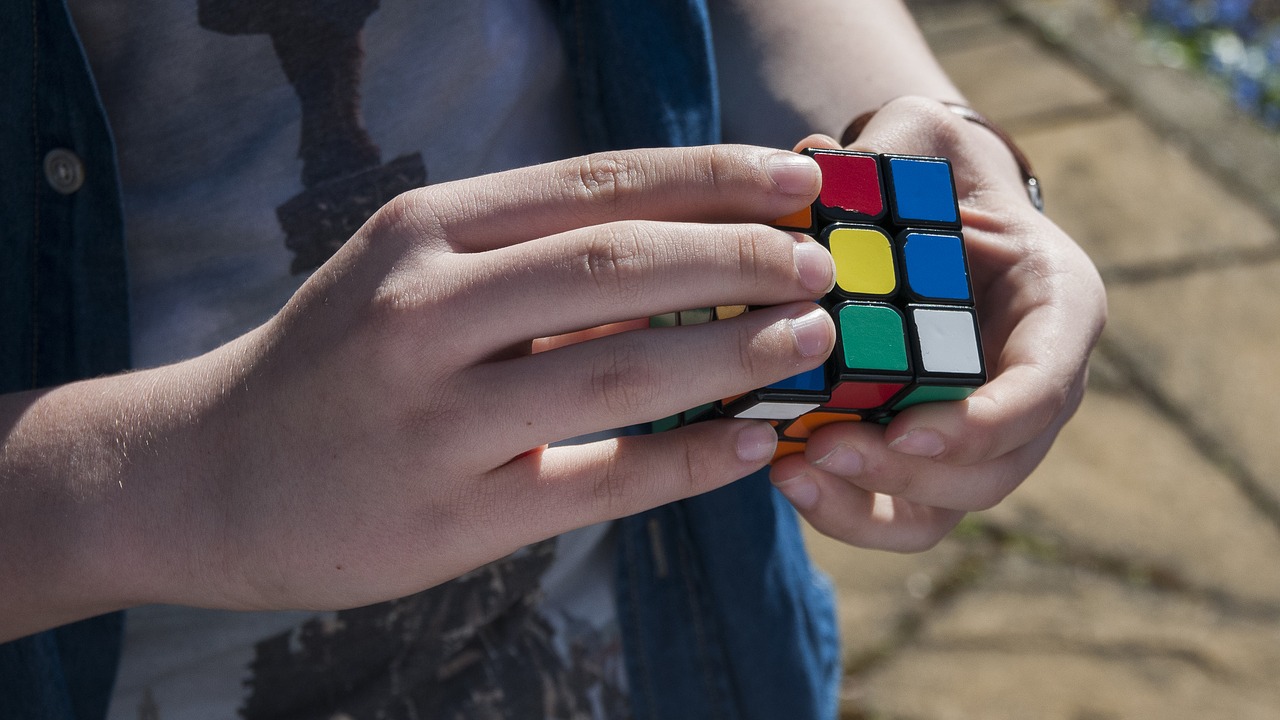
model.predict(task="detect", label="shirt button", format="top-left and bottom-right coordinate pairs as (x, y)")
top-left (43, 148), bottom-right (86, 195)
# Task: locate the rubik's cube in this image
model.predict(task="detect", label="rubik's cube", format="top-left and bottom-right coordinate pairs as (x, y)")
top-left (654, 149), bottom-right (986, 462)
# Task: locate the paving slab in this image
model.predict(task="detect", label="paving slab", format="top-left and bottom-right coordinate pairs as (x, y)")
top-left (982, 369), bottom-right (1280, 606)
top-left (911, 0), bottom-right (1008, 44)
top-left (804, 529), bottom-right (968, 664)
top-left (1017, 114), bottom-right (1278, 269)
top-left (1000, 0), bottom-right (1280, 227)
top-left (811, 4), bottom-right (1280, 719)
top-left (931, 24), bottom-right (1112, 126)
top-left (845, 557), bottom-right (1280, 720)
top-left (1105, 264), bottom-right (1280, 512)
top-left (921, 4), bottom-right (1278, 269)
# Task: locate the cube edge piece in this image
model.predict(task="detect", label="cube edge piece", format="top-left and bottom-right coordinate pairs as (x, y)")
top-left (653, 149), bottom-right (983, 451)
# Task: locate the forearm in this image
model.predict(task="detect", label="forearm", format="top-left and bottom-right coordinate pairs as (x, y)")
top-left (0, 353), bottom-right (238, 641)
top-left (711, 0), bottom-right (964, 143)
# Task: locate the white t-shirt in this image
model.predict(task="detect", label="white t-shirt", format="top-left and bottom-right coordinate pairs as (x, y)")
top-left (65, 1), bottom-right (628, 717)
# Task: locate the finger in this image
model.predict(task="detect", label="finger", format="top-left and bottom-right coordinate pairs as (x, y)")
top-left (482, 418), bottom-right (779, 541)
top-left (783, 417), bottom-right (1061, 513)
top-left (768, 456), bottom-right (965, 553)
top-left (532, 319), bottom-right (650, 354)
top-left (888, 221), bottom-right (1103, 468)
top-left (835, 99), bottom-right (1106, 468)
top-left (797, 120), bottom-right (1070, 467)
top-left (465, 302), bottom-right (835, 458)
top-left (793, 134), bottom-right (841, 152)
top-left (389, 145), bottom-right (822, 253)
top-left (448, 222), bottom-right (833, 355)
top-left (880, 307), bottom-right (1089, 468)
top-left (844, 96), bottom-right (1026, 204)
top-left (881, 368), bottom-right (1071, 470)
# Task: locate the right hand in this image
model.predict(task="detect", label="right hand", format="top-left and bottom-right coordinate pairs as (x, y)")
top-left (105, 145), bottom-right (837, 614)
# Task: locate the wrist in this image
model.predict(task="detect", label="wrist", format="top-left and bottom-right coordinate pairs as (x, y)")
top-left (842, 99), bottom-right (1044, 212)
top-left (0, 356), bottom-right (246, 638)
top-left (0, 377), bottom-right (159, 638)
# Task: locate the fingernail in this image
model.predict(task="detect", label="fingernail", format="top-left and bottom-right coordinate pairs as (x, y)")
top-left (814, 443), bottom-right (863, 476)
top-left (888, 429), bottom-right (947, 458)
top-left (793, 241), bottom-right (835, 294)
top-left (789, 306), bottom-right (832, 358)
top-left (765, 152), bottom-right (821, 195)
top-left (736, 422), bottom-right (779, 464)
top-left (773, 473), bottom-right (820, 510)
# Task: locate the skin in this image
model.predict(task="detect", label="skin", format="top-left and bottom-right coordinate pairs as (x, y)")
top-left (1, 146), bottom-right (835, 640)
top-left (707, 0), bottom-right (1105, 551)
top-left (0, 0), bottom-right (1106, 642)
top-left (773, 103), bottom-right (1105, 552)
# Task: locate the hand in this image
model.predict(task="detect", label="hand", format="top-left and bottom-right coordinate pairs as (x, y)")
top-left (93, 145), bottom-right (840, 615)
top-left (768, 97), bottom-right (1107, 552)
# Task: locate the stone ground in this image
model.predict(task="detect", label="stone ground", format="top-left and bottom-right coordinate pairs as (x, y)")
top-left (803, 1), bottom-right (1280, 718)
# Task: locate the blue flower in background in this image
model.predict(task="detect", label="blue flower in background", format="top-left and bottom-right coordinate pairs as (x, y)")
top-left (1263, 102), bottom-right (1280, 128)
top-left (1145, 0), bottom-right (1280, 130)
top-left (1264, 27), bottom-right (1280, 63)
top-left (1233, 72), bottom-right (1264, 109)
top-left (1214, 0), bottom-right (1256, 35)
top-left (1151, 0), bottom-right (1202, 32)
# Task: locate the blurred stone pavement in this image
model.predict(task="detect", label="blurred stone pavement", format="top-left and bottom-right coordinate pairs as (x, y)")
top-left (803, 1), bottom-right (1280, 717)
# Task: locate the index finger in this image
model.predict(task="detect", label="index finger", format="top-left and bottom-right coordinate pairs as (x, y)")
top-left (397, 145), bottom-right (822, 252)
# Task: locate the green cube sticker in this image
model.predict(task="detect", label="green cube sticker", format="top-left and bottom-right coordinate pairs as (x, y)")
top-left (839, 304), bottom-right (908, 371)
top-left (893, 384), bottom-right (975, 411)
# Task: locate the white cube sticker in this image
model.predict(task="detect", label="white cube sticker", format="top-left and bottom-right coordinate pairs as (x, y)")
top-left (732, 401), bottom-right (821, 420)
top-left (913, 309), bottom-right (981, 374)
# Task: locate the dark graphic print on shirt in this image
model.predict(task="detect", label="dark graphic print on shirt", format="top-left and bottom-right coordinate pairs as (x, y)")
top-left (199, 0), bottom-right (426, 272)
top-left (184, 3), bottom-right (629, 718)
top-left (240, 541), bottom-right (628, 720)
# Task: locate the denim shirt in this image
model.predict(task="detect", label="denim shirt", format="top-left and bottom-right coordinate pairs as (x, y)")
top-left (0, 1), bottom-right (841, 718)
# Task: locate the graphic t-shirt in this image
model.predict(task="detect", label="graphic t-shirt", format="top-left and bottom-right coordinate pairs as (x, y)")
top-left (64, 1), bottom-right (630, 717)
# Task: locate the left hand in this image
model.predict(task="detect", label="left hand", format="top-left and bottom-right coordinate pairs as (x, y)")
top-left (769, 96), bottom-right (1107, 552)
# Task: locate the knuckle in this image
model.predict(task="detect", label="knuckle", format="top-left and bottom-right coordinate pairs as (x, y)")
top-left (1041, 367), bottom-right (1077, 423)
top-left (360, 246), bottom-right (460, 324)
top-left (357, 263), bottom-right (469, 369)
top-left (730, 320), bottom-right (762, 382)
top-left (590, 431), bottom-right (710, 518)
top-left (956, 399), bottom-right (1005, 465)
top-left (701, 144), bottom-right (732, 192)
top-left (970, 365), bottom-right (1067, 464)
top-left (589, 338), bottom-right (656, 418)
top-left (881, 96), bottom-right (967, 155)
top-left (728, 224), bottom-right (767, 287)
top-left (591, 451), bottom-right (632, 516)
top-left (370, 188), bottom-right (419, 231)
top-left (370, 187), bottom-right (449, 247)
top-left (367, 272), bottom-right (423, 322)
top-left (581, 223), bottom-right (654, 301)
top-left (398, 386), bottom-right (466, 445)
top-left (350, 271), bottom-right (432, 354)
top-left (569, 152), bottom-right (643, 212)
top-left (677, 434), bottom-right (707, 492)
